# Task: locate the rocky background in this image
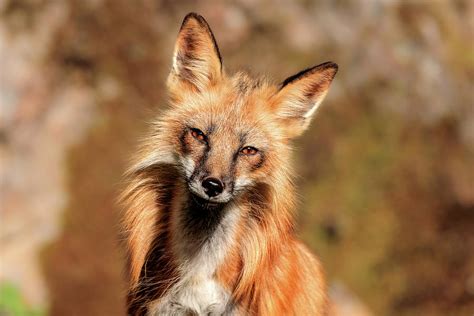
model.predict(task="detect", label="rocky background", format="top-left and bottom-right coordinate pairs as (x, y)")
top-left (1, 0), bottom-right (473, 315)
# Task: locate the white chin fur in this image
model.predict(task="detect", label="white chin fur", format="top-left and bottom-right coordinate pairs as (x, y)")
top-left (180, 156), bottom-right (196, 178)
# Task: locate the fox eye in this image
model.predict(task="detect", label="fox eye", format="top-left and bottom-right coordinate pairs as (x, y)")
top-left (240, 146), bottom-right (258, 156)
top-left (190, 128), bottom-right (206, 142)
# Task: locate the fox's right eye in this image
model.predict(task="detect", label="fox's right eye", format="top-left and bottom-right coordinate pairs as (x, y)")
top-left (190, 128), bottom-right (206, 142)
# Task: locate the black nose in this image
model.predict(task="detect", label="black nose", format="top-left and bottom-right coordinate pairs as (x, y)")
top-left (202, 177), bottom-right (224, 197)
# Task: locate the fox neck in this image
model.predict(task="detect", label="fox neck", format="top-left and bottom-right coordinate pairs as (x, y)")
top-left (170, 192), bottom-right (240, 273)
top-left (179, 193), bottom-right (229, 245)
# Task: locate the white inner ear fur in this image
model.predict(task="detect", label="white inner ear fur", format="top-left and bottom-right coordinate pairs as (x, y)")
top-left (302, 90), bottom-right (329, 119)
top-left (277, 91), bottom-right (327, 122)
top-left (171, 51), bottom-right (216, 92)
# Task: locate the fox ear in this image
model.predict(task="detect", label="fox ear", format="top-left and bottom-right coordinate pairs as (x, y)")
top-left (273, 62), bottom-right (338, 138)
top-left (167, 13), bottom-right (223, 94)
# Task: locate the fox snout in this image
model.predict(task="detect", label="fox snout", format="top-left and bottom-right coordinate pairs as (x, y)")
top-left (187, 167), bottom-right (235, 203)
top-left (201, 177), bottom-right (224, 197)
top-left (181, 152), bottom-right (234, 203)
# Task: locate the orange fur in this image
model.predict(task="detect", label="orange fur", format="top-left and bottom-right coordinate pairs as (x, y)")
top-left (121, 12), bottom-right (337, 316)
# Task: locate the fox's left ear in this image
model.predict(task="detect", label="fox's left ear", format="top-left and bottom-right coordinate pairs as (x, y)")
top-left (273, 62), bottom-right (338, 138)
top-left (167, 13), bottom-right (223, 95)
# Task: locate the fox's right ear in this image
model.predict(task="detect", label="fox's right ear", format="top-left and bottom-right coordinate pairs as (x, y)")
top-left (167, 13), bottom-right (223, 95)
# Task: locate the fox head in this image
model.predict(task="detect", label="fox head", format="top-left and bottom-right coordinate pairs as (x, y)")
top-left (138, 13), bottom-right (337, 207)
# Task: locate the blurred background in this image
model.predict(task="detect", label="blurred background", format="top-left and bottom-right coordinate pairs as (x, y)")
top-left (1, 0), bottom-right (473, 315)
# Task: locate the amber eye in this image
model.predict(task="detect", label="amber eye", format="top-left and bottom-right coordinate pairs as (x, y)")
top-left (190, 128), bottom-right (206, 142)
top-left (240, 146), bottom-right (258, 156)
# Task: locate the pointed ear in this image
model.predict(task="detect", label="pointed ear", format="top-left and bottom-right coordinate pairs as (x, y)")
top-left (273, 62), bottom-right (338, 138)
top-left (167, 13), bottom-right (223, 95)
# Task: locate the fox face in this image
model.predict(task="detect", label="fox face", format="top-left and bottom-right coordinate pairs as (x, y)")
top-left (177, 109), bottom-right (273, 205)
top-left (143, 13), bottom-right (337, 208)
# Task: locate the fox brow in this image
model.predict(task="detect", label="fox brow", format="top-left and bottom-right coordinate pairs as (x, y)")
top-left (233, 71), bottom-right (268, 96)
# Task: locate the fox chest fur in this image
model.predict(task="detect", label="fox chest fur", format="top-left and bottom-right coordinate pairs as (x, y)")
top-left (148, 201), bottom-right (240, 315)
top-left (151, 277), bottom-right (230, 315)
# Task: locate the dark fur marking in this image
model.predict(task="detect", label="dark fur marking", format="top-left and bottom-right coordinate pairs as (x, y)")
top-left (126, 164), bottom-right (181, 316)
top-left (236, 76), bottom-right (264, 96)
top-left (182, 30), bottom-right (197, 52)
top-left (176, 52), bottom-right (197, 83)
top-left (245, 183), bottom-right (271, 224)
top-left (181, 193), bottom-right (227, 249)
top-left (179, 128), bottom-right (189, 154)
top-left (239, 132), bottom-right (248, 146)
top-left (237, 78), bottom-right (249, 94)
top-left (227, 134), bottom-right (247, 193)
top-left (190, 142), bottom-right (210, 182)
top-left (252, 152), bottom-right (265, 171)
top-left (207, 124), bottom-right (215, 135)
top-left (303, 81), bottom-right (326, 100)
top-left (251, 77), bottom-right (264, 90)
top-left (228, 151), bottom-right (240, 193)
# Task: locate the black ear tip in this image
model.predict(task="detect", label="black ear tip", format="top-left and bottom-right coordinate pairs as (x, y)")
top-left (317, 61), bottom-right (338, 80)
top-left (280, 61), bottom-right (339, 88)
top-left (320, 61), bottom-right (338, 73)
top-left (183, 12), bottom-right (203, 21)
top-left (182, 12), bottom-right (208, 28)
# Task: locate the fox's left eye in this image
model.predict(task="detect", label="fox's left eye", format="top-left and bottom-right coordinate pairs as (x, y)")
top-left (190, 128), bottom-right (206, 142)
top-left (240, 146), bottom-right (258, 155)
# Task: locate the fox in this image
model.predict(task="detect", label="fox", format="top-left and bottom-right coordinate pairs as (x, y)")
top-left (121, 12), bottom-right (338, 316)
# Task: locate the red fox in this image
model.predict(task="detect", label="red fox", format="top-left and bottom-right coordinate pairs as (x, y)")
top-left (121, 12), bottom-right (338, 316)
